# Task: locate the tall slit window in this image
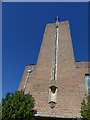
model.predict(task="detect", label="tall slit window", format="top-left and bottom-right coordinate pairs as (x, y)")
top-left (85, 73), bottom-right (90, 94)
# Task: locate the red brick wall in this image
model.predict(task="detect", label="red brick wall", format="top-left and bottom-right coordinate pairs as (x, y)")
top-left (18, 21), bottom-right (89, 119)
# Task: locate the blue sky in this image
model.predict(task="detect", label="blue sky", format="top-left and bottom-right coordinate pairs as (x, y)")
top-left (2, 2), bottom-right (88, 99)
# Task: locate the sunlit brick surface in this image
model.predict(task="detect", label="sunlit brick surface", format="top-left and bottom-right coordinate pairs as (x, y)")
top-left (18, 21), bottom-right (89, 119)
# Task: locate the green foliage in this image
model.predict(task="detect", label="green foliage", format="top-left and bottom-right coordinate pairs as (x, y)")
top-left (80, 94), bottom-right (90, 120)
top-left (0, 102), bottom-right (2, 119)
top-left (2, 90), bottom-right (35, 120)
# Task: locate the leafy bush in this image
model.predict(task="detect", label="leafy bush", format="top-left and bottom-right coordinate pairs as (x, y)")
top-left (0, 102), bottom-right (2, 119)
top-left (2, 90), bottom-right (35, 120)
top-left (80, 94), bottom-right (90, 120)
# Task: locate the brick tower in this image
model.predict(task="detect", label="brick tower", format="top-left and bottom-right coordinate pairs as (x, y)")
top-left (18, 17), bottom-right (90, 120)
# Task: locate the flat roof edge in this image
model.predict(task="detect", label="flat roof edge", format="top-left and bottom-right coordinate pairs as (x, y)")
top-left (25, 64), bottom-right (36, 66)
top-left (75, 61), bottom-right (90, 62)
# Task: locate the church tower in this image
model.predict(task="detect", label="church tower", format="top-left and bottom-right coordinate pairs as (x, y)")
top-left (18, 17), bottom-right (90, 120)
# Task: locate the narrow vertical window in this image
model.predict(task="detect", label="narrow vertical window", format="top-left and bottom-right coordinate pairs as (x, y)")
top-left (49, 17), bottom-right (60, 108)
top-left (85, 73), bottom-right (90, 94)
top-left (24, 70), bottom-right (31, 89)
top-left (52, 18), bottom-right (59, 81)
